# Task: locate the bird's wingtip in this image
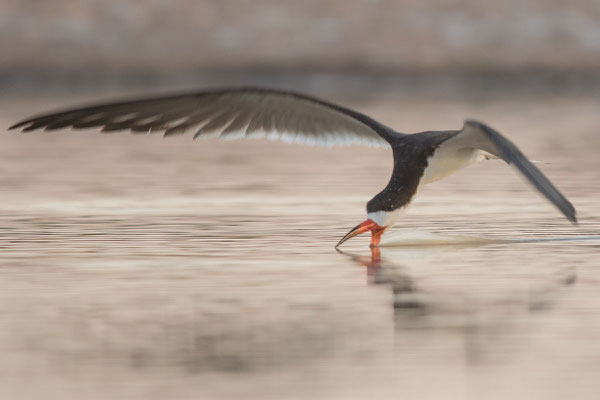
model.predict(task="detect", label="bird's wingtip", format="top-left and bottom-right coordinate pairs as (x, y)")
top-left (566, 206), bottom-right (578, 225)
top-left (8, 120), bottom-right (29, 131)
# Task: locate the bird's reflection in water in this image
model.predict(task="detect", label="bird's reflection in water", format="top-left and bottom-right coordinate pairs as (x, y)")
top-left (337, 247), bottom-right (424, 311)
top-left (338, 246), bottom-right (578, 365)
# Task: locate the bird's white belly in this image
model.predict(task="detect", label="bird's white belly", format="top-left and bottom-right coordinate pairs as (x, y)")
top-left (421, 146), bottom-right (483, 185)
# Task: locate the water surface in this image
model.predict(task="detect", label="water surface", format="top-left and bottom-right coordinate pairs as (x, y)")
top-left (0, 95), bottom-right (599, 399)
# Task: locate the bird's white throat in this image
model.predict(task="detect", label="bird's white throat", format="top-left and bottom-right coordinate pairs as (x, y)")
top-left (367, 208), bottom-right (408, 227)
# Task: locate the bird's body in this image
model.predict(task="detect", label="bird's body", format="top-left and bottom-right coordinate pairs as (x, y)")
top-left (9, 87), bottom-right (577, 247)
top-left (365, 129), bottom-right (481, 228)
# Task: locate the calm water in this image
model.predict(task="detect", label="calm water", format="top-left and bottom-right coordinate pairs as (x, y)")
top-left (0, 95), bottom-right (599, 399)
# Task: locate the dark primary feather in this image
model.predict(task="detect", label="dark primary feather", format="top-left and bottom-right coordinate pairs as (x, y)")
top-left (9, 87), bottom-right (401, 148)
top-left (459, 120), bottom-right (577, 223)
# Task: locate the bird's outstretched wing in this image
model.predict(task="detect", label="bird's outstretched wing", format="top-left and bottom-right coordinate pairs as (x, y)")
top-left (9, 87), bottom-right (401, 148)
top-left (448, 120), bottom-right (577, 223)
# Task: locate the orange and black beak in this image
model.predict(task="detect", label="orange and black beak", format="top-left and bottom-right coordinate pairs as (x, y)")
top-left (335, 219), bottom-right (387, 248)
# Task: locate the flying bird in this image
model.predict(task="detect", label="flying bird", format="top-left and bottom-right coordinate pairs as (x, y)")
top-left (9, 87), bottom-right (577, 247)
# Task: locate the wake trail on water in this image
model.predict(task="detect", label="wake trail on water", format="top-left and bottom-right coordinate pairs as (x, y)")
top-left (380, 231), bottom-right (600, 248)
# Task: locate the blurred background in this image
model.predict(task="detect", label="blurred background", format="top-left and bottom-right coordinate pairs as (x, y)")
top-left (3, 0), bottom-right (600, 96)
top-left (1, 2), bottom-right (600, 400)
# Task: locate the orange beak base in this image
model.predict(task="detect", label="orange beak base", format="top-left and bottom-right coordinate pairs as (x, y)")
top-left (335, 219), bottom-right (387, 248)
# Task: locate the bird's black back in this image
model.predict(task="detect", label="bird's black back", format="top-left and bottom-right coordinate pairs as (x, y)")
top-left (366, 130), bottom-right (458, 213)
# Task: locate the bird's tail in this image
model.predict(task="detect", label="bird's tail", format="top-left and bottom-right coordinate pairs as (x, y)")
top-left (484, 152), bottom-right (549, 165)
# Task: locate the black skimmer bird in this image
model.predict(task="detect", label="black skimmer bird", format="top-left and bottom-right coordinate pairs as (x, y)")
top-left (9, 87), bottom-right (577, 247)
